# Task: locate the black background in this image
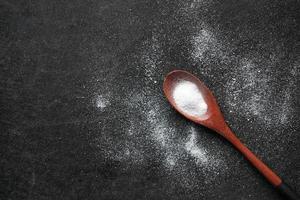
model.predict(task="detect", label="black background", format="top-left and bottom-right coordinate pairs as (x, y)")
top-left (1, 0), bottom-right (299, 199)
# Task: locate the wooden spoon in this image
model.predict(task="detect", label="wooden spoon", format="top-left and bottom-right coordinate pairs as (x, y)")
top-left (163, 70), bottom-right (299, 200)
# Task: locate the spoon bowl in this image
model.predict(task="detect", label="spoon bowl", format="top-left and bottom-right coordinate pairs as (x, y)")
top-left (163, 70), bottom-right (299, 200)
top-left (163, 70), bottom-right (228, 135)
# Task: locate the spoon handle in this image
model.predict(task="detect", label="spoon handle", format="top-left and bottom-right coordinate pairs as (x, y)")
top-left (277, 181), bottom-right (300, 200)
top-left (224, 129), bottom-right (299, 199)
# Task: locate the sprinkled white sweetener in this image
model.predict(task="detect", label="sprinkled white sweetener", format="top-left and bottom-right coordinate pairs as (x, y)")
top-left (173, 80), bottom-right (208, 118)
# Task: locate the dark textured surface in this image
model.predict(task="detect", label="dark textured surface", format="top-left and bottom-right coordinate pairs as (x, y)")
top-left (1, 0), bottom-right (299, 199)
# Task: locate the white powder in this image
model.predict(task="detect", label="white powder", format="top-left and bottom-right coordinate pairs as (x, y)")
top-left (185, 127), bottom-right (208, 164)
top-left (95, 94), bottom-right (110, 110)
top-left (172, 80), bottom-right (208, 118)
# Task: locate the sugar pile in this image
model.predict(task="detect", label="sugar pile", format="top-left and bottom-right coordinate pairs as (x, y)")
top-left (172, 80), bottom-right (208, 118)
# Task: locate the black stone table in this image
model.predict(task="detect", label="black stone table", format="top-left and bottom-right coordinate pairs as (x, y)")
top-left (1, 0), bottom-right (299, 199)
